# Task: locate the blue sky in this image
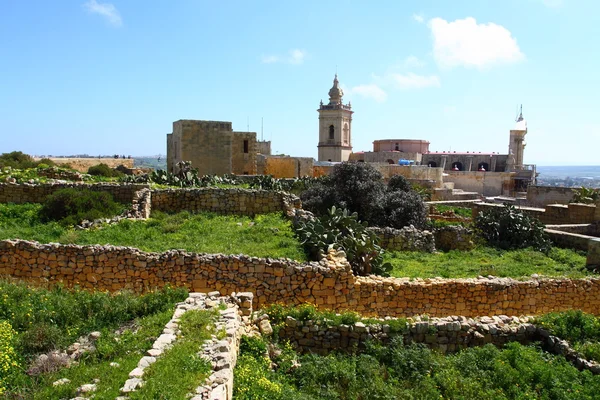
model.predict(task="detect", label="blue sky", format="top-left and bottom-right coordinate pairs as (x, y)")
top-left (1, 0), bottom-right (598, 165)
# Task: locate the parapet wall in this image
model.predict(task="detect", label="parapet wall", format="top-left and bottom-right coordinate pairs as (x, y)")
top-left (2, 240), bottom-right (600, 318)
top-left (0, 183), bottom-right (149, 204)
top-left (472, 202), bottom-right (598, 225)
top-left (527, 185), bottom-right (575, 207)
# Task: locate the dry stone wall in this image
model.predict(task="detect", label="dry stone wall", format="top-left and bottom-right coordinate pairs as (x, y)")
top-left (0, 182), bottom-right (149, 204)
top-left (2, 240), bottom-right (600, 318)
top-left (368, 226), bottom-right (436, 252)
top-left (150, 188), bottom-right (301, 216)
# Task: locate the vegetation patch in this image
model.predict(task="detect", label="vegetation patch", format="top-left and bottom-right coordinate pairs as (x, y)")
top-left (234, 336), bottom-right (600, 399)
top-left (536, 310), bottom-right (600, 363)
top-left (39, 188), bottom-right (124, 226)
top-left (0, 204), bottom-right (306, 260)
top-left (0, 151), bottom-right (55, 170)
top-left (294, 206), bottom-right (390, 275)
top-left (87, 163), bottom-right (123, 178)
top-left (301, 163), bottom-right (427, 229)
top-left (431, 204), bottom-right (473, 219)
top-left (129, 309), bottom-right (216, 399)
top-left (475, 204), bottom-right (551, 252)
top-left (0, 280), bottom-right (187, 398)
top-left (385, 246), bottom-right (589, 279)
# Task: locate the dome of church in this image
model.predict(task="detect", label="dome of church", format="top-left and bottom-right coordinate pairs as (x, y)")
top-left (328, 74), bottom-right (344, 104)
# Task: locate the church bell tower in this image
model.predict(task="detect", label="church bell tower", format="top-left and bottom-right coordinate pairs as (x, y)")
top-left (317, 74), bottom-right (353, 162)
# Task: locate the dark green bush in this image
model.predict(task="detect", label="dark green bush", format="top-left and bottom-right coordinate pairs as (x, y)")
top-left (18, 322), bottom-right (64, 354)
top-left (87, 163), bottom-right (122, 177)
top-left (39, 188), bottom-right (122, 226)
top-left (0, 151), bottom-right (55, 169)
top-left (300, 162), bottom-right (426, 229)
top-left (294, 206), bottom-right (391, 276)
top-left (474, 204), bottom-right (551, 252)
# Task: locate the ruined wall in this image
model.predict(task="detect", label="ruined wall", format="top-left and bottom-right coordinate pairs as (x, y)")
top-left (150, 188), bottom-right (300, 216)
top-left (444, 172), bottom-right (514, 197)
top-left (34, 158), bottom-right (135, 173)
top-left (0, 183), bottom-right (149, 204)
top-left (527, 186), bottom-right (575, 207)
top-left (368, 226), bottom-right (436, 252)
top-left (3, 242), bottom-right (600, 318)
top-left (312, 164), bottom-right (443, 187)
top-left (231, 132), bottom-right (257, 175)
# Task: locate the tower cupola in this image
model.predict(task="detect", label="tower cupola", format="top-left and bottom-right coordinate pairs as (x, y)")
top-left (328, 74), bottom-right (344, 105)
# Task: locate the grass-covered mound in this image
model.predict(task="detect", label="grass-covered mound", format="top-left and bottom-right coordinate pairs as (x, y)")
top-left (385, 246), bottom-right (589, 279)
top-left (0, 203), bottom-right (306, 260)
top-left (0, 280), bottom-right (187, 398)
top-left (234, 336), bottom-right (600, 400)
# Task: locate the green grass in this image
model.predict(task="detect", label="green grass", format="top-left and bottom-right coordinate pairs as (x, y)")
top-left (432, 204), bottom-right (473, 218)
top-left (0, 280), bottom-right (187, 398)
top-left (234, 338), bottom-right (600, 400)
top-left (536, 310), bottom-right (600, 363)
top-left (129, 309), bottom-right (216, 399)
top-left (385, 246), bottom-right (590, 279)
top-left (26, 310), bottom-right (173, 400)
top-left (0, 203), bottom-right (306, 260)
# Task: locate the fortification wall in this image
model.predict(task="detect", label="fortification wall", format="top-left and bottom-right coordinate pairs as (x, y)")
top-left (0, 183), bottom-right (149, 204)
top-left (527, 186), bottom-right (575, 207)
top-left (2, 240), bottom-right (600, 318)
top-left (444, 172), bottom-right (514, 197)
top-left (472, 202), bottom-right (598, 225)
top-left (150, 188), bottom-right (300, 216)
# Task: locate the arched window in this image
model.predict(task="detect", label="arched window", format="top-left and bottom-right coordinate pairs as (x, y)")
top-left (452, 162), bottom-right (463, 171)
top-left (343, 123), bottom-right (349, 144)
top-left (428, 161), bottom-right (437, 168)
top-left (478, 162), bottom-right (489, 171)
top-left (329, 125), bottom-right (335, 140)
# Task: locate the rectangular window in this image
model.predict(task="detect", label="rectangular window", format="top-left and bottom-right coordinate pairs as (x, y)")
top-left (243, 140), bottom-right (249, 154)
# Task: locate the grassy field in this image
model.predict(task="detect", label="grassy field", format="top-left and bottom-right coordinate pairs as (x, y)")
top-left (0, 280), bottom-right (187, 398)
top-left (234, 335), bottom-right (600, 400)
top-left (384, 246), bottom-right (590, 279)
top-left (0, 204), bottom-right (306, 260)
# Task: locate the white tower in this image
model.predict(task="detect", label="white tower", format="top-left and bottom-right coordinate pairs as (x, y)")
top-left (317, 74), bottom-right (353, 162)
top-left (508, 105), bottom-right (527, 170)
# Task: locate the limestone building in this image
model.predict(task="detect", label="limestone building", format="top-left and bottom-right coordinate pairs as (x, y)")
top-left (167, 120), bottom-right (261, 175)
top-left (317, 75), bottom-right (353, 162)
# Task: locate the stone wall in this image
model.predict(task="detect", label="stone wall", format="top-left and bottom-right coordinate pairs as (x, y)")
top-left (433, 225), bottom-right (475, 251)
top-left (232, 132), bottom-right (257, 175)
top-left (34, 158), bottom-right (134, 173)
top-left (150, 188), bottom-right (301, 216)
top-left (527, 185), bottom-right (575, 207)
top-left (0, 182), bottom-right (149, 204)
top-left (368, 226), bottom-right (435, 252)
top-left (3, 241), bottom-right (600, 318)
top-left (277, 316), bottom-right (600, 374)
top-left (472, 202), bottom-right (599, 225)
top-left (257, 156), bottom-right (314, 178)
top-left (444, 171), bottom-right (514, 197)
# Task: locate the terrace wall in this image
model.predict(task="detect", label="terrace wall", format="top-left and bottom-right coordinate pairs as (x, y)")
top-left (2, 240), bottom-right (600, 318)
top-left (527, 186), bottom-right (575, 207)
top-left (472, 202), bottom-right (598, 225)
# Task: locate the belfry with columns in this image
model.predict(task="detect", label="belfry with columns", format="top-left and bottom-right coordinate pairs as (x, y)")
top-left (317, 74), bottom-right (353, 162)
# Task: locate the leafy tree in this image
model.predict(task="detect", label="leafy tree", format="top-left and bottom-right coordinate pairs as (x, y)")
top-left (300, 162), bottom-right (426, 229)
top-left (474, 204), bottom-right (551, 252)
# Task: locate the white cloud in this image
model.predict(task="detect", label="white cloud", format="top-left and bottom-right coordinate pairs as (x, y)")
top-left (261, 49), bottom-right (307, 65)
top-left (83, 0), bottom-right (122, 27)
top-left (390, 73), bottom-right (440, 89)
top-left (412, 13), bottom-right (424, 23)
top-left (261, 55), bottom-right (280, 64)
top-left (349, 84), bottom-right (388, 103)
top-left (402, 55), bottom-right (425, 68)
top-left (429, 17), bottom-right (524, 69)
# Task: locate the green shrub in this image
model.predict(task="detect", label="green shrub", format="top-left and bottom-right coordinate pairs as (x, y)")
top-left (571, 186), bottom-right (599, 204)
top-left (239, 335), bottom-right (268, 360)
top-left (294, 206), bottom-right (391, 275)
top-left (39, 188), bottom-right (122, 226)
top-left (87, 163), bottom-right (122, 177)
top-left (536, 310), bottom-right (600, 344)
top-left (474, 204), bottom-right (551, 252)
top-left (301, 162), bottom-right (426, 229)
top-left (18, 322), bottom-right (64, 354)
